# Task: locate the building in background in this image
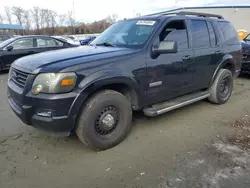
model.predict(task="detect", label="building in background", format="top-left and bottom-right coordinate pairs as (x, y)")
top-left (149, 6), bottom-right (250, 33)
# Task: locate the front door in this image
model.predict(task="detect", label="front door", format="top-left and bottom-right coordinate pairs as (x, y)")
top-left (1, 38), bottom-right (35, 69)
top-left (146, 19), bottom-right (195, 105)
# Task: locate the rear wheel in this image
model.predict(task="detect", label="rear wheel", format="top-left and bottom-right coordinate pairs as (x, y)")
top-left (76, 90), bottom-right (132, 150)
top-left (208, 69), bottom-right (233, 104)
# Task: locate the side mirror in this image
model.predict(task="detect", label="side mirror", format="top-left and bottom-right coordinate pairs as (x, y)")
top-left (6, 46), bottom-right (13, 51)
top-left (152, 41), bottom-right (177, 55)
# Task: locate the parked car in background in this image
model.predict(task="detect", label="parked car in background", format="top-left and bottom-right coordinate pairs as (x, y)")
top-left (243, 33), bottom-right (250, 43)
top-left (0, 35), bottom-right (12, 43)
top-left (241, 37), bottom-right (250, 74)
top-left (80, 36), bottom-right (96, 45)
top-left (53, 36), bottom-right (80, 45)
top-left (0, 35), bottom-right (79, 70)
top-left (66, 36), bottom-right (75, 40)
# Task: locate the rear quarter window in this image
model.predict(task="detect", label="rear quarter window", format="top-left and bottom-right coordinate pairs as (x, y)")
top-left (218, 21), bottom-right (239, 45)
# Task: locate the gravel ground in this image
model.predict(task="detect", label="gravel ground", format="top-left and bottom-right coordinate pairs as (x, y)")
top-left (1, 73), bottom-right (250, 188)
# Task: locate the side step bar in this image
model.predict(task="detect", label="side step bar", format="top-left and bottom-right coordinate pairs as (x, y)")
top-left (143, 91), bottom-right (210, 117)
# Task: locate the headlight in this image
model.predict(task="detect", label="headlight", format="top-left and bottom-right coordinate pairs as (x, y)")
top-left (32, 72), bottom-right (77, 95)
top-left (8, 65), bottom-right (13, 80)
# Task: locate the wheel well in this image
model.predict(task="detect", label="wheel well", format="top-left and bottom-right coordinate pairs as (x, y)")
top-left (92, 83), bottom-right (140, 110)
top-left (222, 62), bottom-right (235, 76)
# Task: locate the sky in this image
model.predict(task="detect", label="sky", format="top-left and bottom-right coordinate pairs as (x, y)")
top-left (0, 0), bottom-right (250, 23)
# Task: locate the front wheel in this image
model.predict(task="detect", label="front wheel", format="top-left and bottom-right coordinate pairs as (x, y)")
top-left (76, 90), bottom-right (132, 150)
top-left (208, 69), bottom-right (233, 104)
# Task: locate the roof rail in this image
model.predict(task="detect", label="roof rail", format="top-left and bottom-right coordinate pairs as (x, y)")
top-left (177, 11), bottom-right (224, 19)
top-left (148, 11), bottom-right (224, 19)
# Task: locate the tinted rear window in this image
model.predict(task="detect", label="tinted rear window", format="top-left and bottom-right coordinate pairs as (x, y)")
top-left (191, 20), bottom-right (210, 49)
top-left (218, 21), bottom-right (239, 45)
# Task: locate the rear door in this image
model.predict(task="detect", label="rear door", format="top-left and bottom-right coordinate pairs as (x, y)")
top-left (189, 19), bottom-right (223, 90)
top-left (1, 38), bottom-right (35, 68)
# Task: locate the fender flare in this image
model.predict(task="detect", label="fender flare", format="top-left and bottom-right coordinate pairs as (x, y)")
top-left (68, 69), bottom-right (144, 127)
top-left (78, 69), bottom-right (143, 104)
top-left (210, 54), bottom-right (235, 86)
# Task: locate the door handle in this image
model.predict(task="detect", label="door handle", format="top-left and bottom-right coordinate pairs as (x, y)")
top-left (182, 55), bottom-right (192, 61)
top-left (215, 50), bottom-right (222, 54)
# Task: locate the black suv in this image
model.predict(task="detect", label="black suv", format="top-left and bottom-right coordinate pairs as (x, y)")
top-left (7, 12), bottom-right (242, 150)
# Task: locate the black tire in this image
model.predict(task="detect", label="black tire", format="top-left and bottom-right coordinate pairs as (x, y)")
top-left (76, 90), bottom-right (132, 150)
top-left (208, 69), bottom-right (233, 104)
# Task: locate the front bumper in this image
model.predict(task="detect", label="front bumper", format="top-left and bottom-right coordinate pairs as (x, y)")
top-left (7, 79), bottom-right (83, 135)
top-left (241, 56), bottom-right (250, 74)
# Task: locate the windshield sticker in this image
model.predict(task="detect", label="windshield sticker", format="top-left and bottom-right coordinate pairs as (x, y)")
top-left (136, 20), bottom-right (156, 26)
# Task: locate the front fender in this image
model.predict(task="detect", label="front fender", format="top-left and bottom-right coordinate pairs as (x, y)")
top-left (78, 69), bottom-right (140, 92)
top-left (67, 69), bottom-right (143, 128)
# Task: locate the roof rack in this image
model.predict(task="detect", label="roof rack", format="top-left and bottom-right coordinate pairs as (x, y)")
top-left (177, 11), bottom-right (224, 19)
top-left (148, 11), bottom-right (224, 19)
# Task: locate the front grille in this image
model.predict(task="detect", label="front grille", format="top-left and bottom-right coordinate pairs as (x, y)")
top-left (10, 68), bottom-right (29, 89)
top-left (243, 48), bottom-right (250, 54)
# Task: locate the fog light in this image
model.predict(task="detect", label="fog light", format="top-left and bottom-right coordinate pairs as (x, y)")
top-left (36, 109), bottom-right (52, 117)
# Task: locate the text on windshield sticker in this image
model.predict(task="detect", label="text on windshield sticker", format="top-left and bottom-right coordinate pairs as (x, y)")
top-left (136, 20), bottom-right (156, 26)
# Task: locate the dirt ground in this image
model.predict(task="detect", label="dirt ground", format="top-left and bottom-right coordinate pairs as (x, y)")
top-left (1, 73), bottom-right (250, 188)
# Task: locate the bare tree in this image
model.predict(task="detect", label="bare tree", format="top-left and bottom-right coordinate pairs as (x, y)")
top-left (0, 14), bottom-right (4, 24)
top-left (31, 6), bottom-right (40, 34)
top-left (67, 11), bottom-right (75, 34)
top-left (0, 5), bottom-right (127, 35)
top-left (12, 6), bottom-right (25, 26)
top-left (41, 9), bottom-right (57, 34)
top-left (136, 13), bottom-right (141, 17)
top-left (105, 14), bottom-right (118, 24)
top-left (58, 14), bottom-right (66, 26)
top-left (40, 9), bottom-right (46, 34)
top-left (50, 10), bottom-right (57, 35)
top-left (4, 6), bottom-right (12, 24)
top-left (43, 9), bottom-right (50, 28)
top-left (23, 10), bottom-right (31, 34)
top-left (111, 14), bottom-right (118, 23)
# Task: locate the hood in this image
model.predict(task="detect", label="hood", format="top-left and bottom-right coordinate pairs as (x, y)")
top-left (13, 46), bottom-right (136, 73)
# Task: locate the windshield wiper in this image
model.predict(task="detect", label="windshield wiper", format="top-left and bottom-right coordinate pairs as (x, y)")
top-left (95, 42), bottom-right (116, 47)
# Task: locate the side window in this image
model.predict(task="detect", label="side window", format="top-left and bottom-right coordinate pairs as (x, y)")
top-left (37, 38), bottom-right (63, 48)
top-left (207, 22), bottom-right (217, 47)
top-left (218, 21), bottom-right (239, 45)
top-left (11, 38), bottom-right (34, 50)
top-left (191, 20), bottom-right (210, 49)
top-left (160, 20), bottom-right (189, 51)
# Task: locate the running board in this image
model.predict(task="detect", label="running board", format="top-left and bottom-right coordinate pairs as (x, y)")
top-left (143, 91), bottom-right (211, 117)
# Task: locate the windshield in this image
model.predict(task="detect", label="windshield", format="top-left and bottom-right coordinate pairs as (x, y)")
top-left (0, 37), bottom-right (16, 48)
top-left (90, 19), bottom-right (157, 48)
top-left (245, 34), bottom-right (250, 41)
